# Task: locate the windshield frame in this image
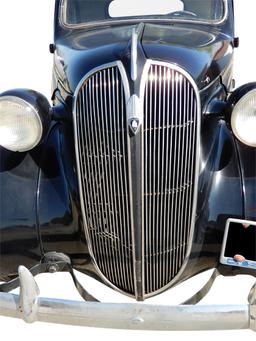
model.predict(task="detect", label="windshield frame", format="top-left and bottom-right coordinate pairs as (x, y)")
top-left (60, 0), bottom-right (229, 29)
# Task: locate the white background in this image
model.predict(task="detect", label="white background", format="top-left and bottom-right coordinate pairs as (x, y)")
top-left (0, 1), bottom-right (256, 340)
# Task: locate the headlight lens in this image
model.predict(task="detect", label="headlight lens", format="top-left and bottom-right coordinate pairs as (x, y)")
top-left (0, 96), bottom-right (43, 152)
top-left (231, 89), bottom-right (256, 147)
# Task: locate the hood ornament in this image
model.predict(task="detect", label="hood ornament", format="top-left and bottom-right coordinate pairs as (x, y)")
top-left (131, 28), bottom-right (138, 81)
top-left (128, 25), bottom-right (145, 134)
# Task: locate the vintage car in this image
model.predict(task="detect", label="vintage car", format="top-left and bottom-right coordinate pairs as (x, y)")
top-left (0, 0), bottom-right (256, 331)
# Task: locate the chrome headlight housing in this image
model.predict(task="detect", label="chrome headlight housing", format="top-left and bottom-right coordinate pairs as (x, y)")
top-left (0, 90), bottom-right (50, 152)
top-left (230, 87), bottom-right (256, 147)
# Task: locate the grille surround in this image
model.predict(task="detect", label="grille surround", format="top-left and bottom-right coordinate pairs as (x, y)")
top-left (73, 60), bottom-right (201, 299)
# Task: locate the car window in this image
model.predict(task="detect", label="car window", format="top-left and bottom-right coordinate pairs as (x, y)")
top-left (62, 0), bottom-right (227, 27)
top-left (109, 0), bottom-right (184, 17)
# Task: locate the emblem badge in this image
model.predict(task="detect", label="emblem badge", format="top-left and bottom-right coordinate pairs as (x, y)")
top-left (129, 118), bottom-right (140, 134)
top-left (127, 95), bottom-right (142, 135)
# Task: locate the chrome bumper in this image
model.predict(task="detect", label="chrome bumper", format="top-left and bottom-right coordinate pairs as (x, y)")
top-left (0, 266), bottom-right (256, 331)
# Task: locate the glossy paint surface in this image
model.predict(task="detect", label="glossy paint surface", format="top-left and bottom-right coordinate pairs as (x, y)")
top-left (0, 148), bottom-right (42, 278)
top-left (54, 23), bottom-right (233, 96)
top-left (1, 0), bottom-right (256, 294)
top-left (37, 122), bottom-right (97, 277)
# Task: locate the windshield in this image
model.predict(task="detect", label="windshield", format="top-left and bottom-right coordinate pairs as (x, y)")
top-left (61, 0), bottom-right (228, 27)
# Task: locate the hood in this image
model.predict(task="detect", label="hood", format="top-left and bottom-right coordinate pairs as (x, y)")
top-left (55, 23), bottom-right (233, 93)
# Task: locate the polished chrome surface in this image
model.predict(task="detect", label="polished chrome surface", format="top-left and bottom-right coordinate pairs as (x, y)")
top-left (18, 266), bottom-right (39, 323)
top-left (127, 94), bottom-right (143, 135)
top-left (142, 61), bottom-right (199, 295)
top-left (74, 62), bottom-right (135, 296)
top-left (131, 28), bottom-right (138, 81)
top-left (74, 60), bottom-right (200, 299)
top-left (0, 266), bottom-right (253, 331)
top-left (0, 293), bottom-right (249, 330)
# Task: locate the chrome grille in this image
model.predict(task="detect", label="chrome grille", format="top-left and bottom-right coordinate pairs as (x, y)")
top-left (143, 63), bottom-right (198, 295)
top-left (75, 61), bottom-right (199, 299)
top-left (75, 65), bottom-right (135, 294)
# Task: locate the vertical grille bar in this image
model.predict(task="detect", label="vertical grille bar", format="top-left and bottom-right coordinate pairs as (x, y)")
top-left (143, 63), bottom-right (198, 295)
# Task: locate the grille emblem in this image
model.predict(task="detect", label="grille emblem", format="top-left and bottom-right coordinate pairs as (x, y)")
top-left (129, 118), bottom-right (140, 134)
top-left (127, 94), bottom-right (142, 135)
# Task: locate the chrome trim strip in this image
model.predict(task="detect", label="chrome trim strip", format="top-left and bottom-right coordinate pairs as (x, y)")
top-left (127, 113), bottom-right (138, 299)
top-left (131, 28), bottom-right (138, 81)
top-left (139, 61), bottom-right (151, 296)
top-left (140, 60), bottom-right (201, 299)
top-left (73, 61), bottom-right (135, 298)
top-left (60, 0), bottom-right (229, 29)
top-left (127, 94), bottom-right (143, 127)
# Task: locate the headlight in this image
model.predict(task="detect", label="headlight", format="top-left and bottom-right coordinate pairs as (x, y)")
top-left (0, 89), bottom-right (50, 153)
top-left (231, 89), bottom-right (256, 147)
top-left (0, 96), bottom-right (43, 152)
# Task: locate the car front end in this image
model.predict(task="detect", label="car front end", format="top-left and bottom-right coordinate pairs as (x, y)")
top-left (0, 0), bottom-right (256, 331)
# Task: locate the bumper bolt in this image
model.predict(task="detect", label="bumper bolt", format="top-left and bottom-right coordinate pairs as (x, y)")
top-left (48, 264), bottom-right (59, 273)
